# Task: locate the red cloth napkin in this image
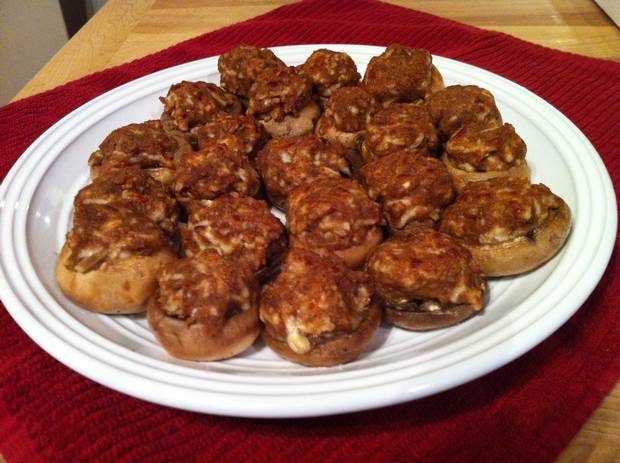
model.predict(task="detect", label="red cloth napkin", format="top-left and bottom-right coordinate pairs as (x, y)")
top-left (1, 1), bottom-right (619, 461)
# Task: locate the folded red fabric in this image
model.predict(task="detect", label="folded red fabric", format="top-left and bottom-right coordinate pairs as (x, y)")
top-left (1, 1), bottom-right (618, 462)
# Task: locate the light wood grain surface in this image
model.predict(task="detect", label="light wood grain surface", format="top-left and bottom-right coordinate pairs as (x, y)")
top-left (8, 1), bottom-right (619, 462)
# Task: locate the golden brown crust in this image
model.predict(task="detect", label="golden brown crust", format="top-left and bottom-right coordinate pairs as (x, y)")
top-left (256, 135), bottom-right (350, 210)
top-left (315, 86), bottom-right (378, 151)
top-left (56, 242), bottom-right (176, 314)
top-left (299, 48), bottom-right (361, 100)
top-left (359, 151), bottom-right (455, 231)
top-left (74, 167), bottom-right (180, 235)
top-left (65, 203), bottom-right (172, 273)
top-left (159, 81), bottom-right (242, 132)
top-left (147, 250), bottom-right (260, 361)
top-left (441, 178), bottom-right (558, 244)
top-left (442, 151), bottom-right (530, 193)
top-left (218, 45), bottom-right (286, 98)
top-left (363, 45), bottom-right (434, 106)
top-left (173, 141), bottom-right (260, 204)
top-left (287, 177), bottom-right (384, 268)
top-left (260, 248), bottom-right (379, 366)
top-left (247, 66), bottom-right (313, 122)
top-left (446, 123), bottom-right (527, 172)
top-left (367, 229), bottom-right (486, 312)
top-left (361, 103), bottom-right (439, 162)
top-left (463, 199), bottom-right (571, 276)
top-left (440, 177), bottom-right (572, 276)
top-left (192, 113), bottom-right (265, 159)
top-left (88, 120), bottom-right (190, 184)
top-left (180, 195), bottom-right (287, 277)
top-left (427, 85), bottom-right (502, 141)
top-left (57, 201), bottom-right (175, 314)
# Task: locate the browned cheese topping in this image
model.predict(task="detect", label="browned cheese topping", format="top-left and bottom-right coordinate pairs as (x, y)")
top-left (298, 49), bottom-right (361, 98)
top-left (159, 81), bottom-right (241, 132)
top-left (218, 45), bottom-right (285, 98)
top-left (446, 123), bottom-right (527, 172)
top-left (440, 177), bottom-right (563, 245)
top-left (155, 250), bottom-right (259, 334)
top-left (181, 195), bottom-right (285, 272)
top-left (74, 168), bottom-right (179, 234)
top-left (256, 135), bottom-right (351, 209)
top-left (88, 120), bottom-right (178, 175)
top-left (361, 103), bottom-right (439, 161)
top-left (173, 141), bottom-right (260, 203)
top-left (260, 248), bottom-right (373, 354)
top-left (193, 113), bottom-right (265, 158)
top-left (317, 86), bottom-right (377, 134)
top-left (246, 66), bottom-right (313, 122)
top-left (359, 152), bottom-right (454, 229)
top-left (363, 45), bottom-right (433, 107)
top-left (66, 203), bottom-right (169, 273)
top-left (287, 177), bottom-right (383, 251)
top-left (427, 85), bottom-right (502, 141)
top-left (367, 229), bottom-right (485, 310)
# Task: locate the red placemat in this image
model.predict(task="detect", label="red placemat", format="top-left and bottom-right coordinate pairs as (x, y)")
top-left (1, 1), bottom-right (619, 462)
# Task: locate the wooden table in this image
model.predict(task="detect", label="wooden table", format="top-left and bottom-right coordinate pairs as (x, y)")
top-left (10, 1), bottom-right (620, 462)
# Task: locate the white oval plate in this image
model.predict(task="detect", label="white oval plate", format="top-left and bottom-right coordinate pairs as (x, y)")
top-left (0, 45), bottom-right (616, 418)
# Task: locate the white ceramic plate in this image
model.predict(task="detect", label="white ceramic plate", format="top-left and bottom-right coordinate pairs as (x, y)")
top-left (0, 45), bottom-right (616, 418)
